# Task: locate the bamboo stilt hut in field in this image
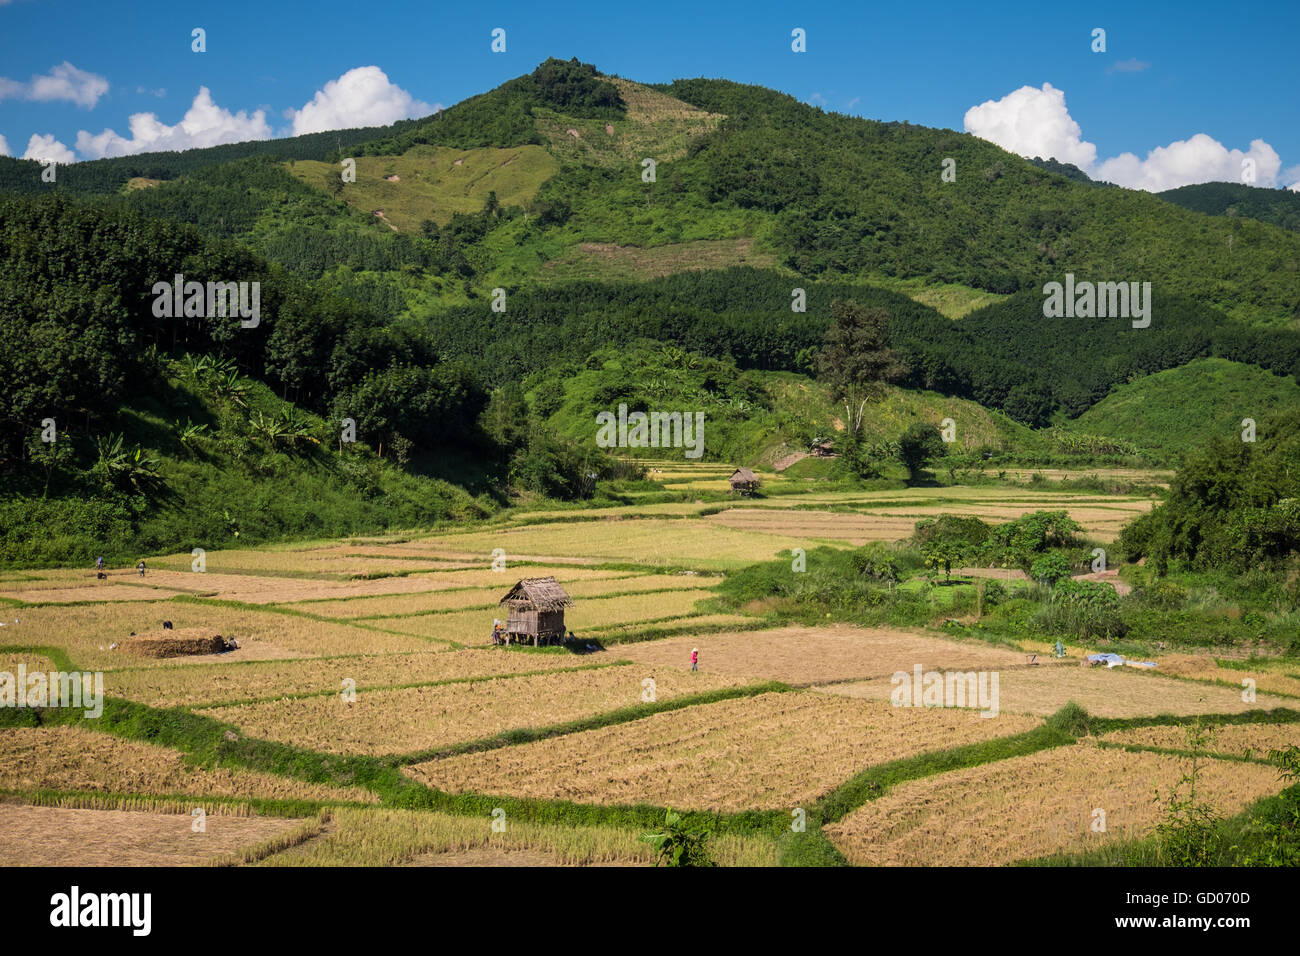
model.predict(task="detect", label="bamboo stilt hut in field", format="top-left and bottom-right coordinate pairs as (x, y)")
top-left (497, 576), bottom-right (573, 646)
top-left (729, 467), bottom-right (760, 496)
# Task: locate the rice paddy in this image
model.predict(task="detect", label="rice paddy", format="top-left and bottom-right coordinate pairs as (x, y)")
top-left (0, 726), bottom-right (379, 804)
top-left (2, 466), bottom-right (1283, 867)
top-left (406, 692), bottom-right (1040, 811)
top-left (198, 665), bottom-right (753, 756)
top-left (813, 663), bottom-right (1298, 718)
top-left (823, 743), bottom-right (1285, 866)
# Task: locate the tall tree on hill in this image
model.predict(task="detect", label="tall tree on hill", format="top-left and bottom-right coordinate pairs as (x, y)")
top-left (816, 299), bottom-right (908, 434)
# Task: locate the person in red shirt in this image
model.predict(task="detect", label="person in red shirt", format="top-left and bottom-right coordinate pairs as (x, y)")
top-left (690, 648), bottom-right (698, 672)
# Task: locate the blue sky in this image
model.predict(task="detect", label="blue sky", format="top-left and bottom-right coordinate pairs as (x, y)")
top-left (1, 0), bottom-right (1297, 189)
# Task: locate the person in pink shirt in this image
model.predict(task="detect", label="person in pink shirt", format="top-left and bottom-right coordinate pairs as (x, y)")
top-left (690, 647), bottom-right (699, 672)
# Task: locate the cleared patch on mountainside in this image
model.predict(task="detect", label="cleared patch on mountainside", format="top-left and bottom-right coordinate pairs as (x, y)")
top-left (535, 78), bottom-right (725, 165)
top-left (286, 145), bottom-right (559, 231)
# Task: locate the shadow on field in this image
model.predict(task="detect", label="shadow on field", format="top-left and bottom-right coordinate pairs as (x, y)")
top-left (563, 636), bottom-right (607, 655)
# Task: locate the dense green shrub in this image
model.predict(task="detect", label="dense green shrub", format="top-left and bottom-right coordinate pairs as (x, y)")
top-left (849, 542), bottom-right (900, 584)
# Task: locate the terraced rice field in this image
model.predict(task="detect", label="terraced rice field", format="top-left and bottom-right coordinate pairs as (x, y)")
top-left (0, 806), bottom-right (310, 867)
top-left (823, 743), bottom-right (1284, 866)
top-left (103, 647), bottom-right (609, 708)
top-left (813, 663), bottom-right (1298, 718)
top-left (407, 692), bottom-right (1039, 811)
top-left (615, 625), bottom-right (1027, 685)
top-left (0, 726), bottom-right (378, 804)
top-left (1100, 721), bottom-right (1300, 760)
top-left (2, 468), bottom-right (1287, 867)
top-left (199, 665), bottom-right (753, 756)
top-left (255, 806), bottom-right (776, 867)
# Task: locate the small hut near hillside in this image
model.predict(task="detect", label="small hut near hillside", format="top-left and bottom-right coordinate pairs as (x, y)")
top-left (729, 467), bottom-right (759, 496)
top-left (497, 576), bottom-right (573, 646)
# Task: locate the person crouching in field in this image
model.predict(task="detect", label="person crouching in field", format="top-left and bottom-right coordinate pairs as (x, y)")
top-left (691, 647), bottom-right (699, 672)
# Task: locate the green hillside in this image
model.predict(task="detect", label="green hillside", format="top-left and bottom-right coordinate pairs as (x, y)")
top-left (1067, 358), bottom-right (1300, 460)
top-left (532, 344), bottom-right (1043, 467)
top-left (5, 57), bottom-right (1300, 565)
top-left (0, 353), bottom-right (490, 567)
top-left (1157, 181), bottom-right (1300, 233)
top-left (63, 58), bottom-right (1300, 325)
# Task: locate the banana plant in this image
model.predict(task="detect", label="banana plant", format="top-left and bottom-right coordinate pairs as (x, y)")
top-left (92, 433), bottom-right (162, 493)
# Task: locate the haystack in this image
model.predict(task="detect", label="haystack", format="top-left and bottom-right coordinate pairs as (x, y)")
top-left (122, 628), bottom-right (238, 658)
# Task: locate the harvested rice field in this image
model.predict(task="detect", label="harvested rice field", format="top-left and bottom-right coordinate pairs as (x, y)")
top-left (366, 589), bottom-right (720, 641)
top-left (0, 727), bottom-right (378, 804)
top-left (407, 692), bottom-right (1039, 811)
top-left (1153, 655), bottom-right (1300, 698)
top-left (824, 743), bottom-right (1284, 866)
top-left (256, 806), bottom-right (777, 867)
top-left (104, 647), bottom-right (610, 708)
top-left (3, 466), bottom-right (1291, 869)
top-left (813, 663), bottom-right (1298, 718)
top-left (198, 665), bottom-right (753, 756)
top-left (274, 571), bottom-right (711, 620)
top-left (1100, 720), bottom-right (1300, 760)
top-left (0, 805), bottom-right (308, 867)
top-left (616, 624), bottom-right (1027, 685)
top-left (398, 519), bottom-right (811, 569)
top-left (704, 498), bottom-right (1151, 543)
top-left (0, 602), bottom-right (432, 668)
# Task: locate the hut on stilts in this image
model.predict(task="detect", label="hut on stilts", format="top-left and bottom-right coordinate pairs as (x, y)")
top-left (729, 467), bottom-right (760, 496)
top-left (495, 576), bottom-right (573, 646)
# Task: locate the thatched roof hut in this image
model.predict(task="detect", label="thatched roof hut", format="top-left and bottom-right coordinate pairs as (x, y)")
top-left (498, 576), bottom-right (573, 645)
top-left (729, 467), bottom-right (759, 495)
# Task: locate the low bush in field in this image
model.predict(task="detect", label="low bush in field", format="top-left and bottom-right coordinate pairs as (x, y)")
top-left (1030, 578), bottom-right (1127, 642)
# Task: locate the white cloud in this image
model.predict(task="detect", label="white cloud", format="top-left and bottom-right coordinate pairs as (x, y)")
top-left (964, 82), bottom-right (1287, 191)
top-left (74, 86), bottom-right (271, 158)
top-left (964, 83), bottom-right (1097, 170)
top-left (1095, 136), bottom-right (1280, 193)
top-left (287, 66), bottom-right (434, 136)
top-left (22, 133), bottom-right (76, 164)
top-left (0, 61), bottom-right (108, 108)
top-left (1290, 181), bottom-right (1300, 193)
top-left (0, 134), bottom-right (9, 156)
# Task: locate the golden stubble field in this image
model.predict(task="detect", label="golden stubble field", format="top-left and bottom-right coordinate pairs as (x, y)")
top-left (198, 665), bottom-right (752, 756)
top-left (104, 647), bottom-right (613, 708)
top-left (615, 624), bottom-right (1028, 685)
top-left (823, 742), bottom-right (1285, 866)
top-left (1101, 721), bottom-right (1300, 760)
top-left (255, 806), bottom-right (776, 867)
top-left (703, 499), bottom-right (1152, 544)
top-left (407, 692), bottom-right (1040, 811)
top-left (1154, 655), bottom-right (1300, 699)
top-left (0, 602), bottom-right (431, 668)
top-left (366, 588), bottom-right (720, 642)
top-left (0, 805), bottom-right (308, 867)
top-left (0, 726), bottom-right (377, 804)
top-left (0, 473), bottom-right (1288, 867)
top-left (814, 664), bottom-right (1298, 718)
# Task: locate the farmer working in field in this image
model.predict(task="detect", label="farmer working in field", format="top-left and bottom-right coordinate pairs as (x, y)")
top-left (691, 647), bottom-right (699, 672)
